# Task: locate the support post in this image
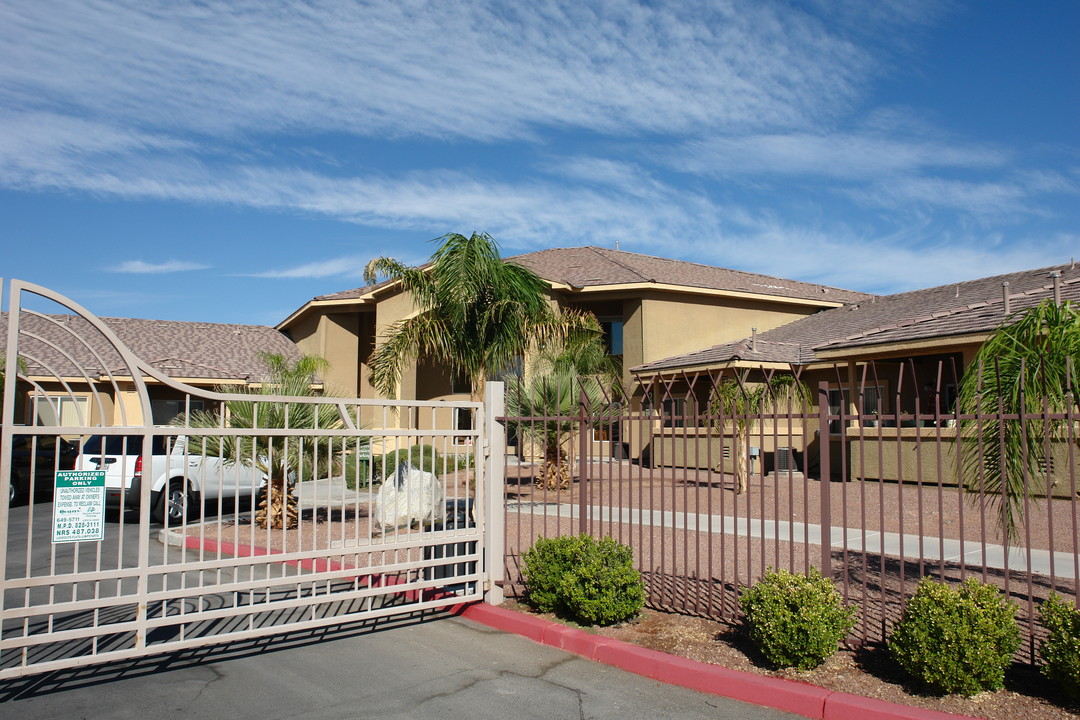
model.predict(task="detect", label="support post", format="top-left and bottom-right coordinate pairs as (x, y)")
top-left (483, 381), bottom-right (506, 604)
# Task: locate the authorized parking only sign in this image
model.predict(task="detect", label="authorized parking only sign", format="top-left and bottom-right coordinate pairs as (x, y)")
top-left (53, 470), bottom-right (106, 543)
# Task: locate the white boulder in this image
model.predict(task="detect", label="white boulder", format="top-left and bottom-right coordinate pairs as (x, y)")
top-left (374, 462), bottom-right (444, 530)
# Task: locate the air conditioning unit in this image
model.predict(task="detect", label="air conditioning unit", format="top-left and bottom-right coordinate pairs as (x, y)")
top-left (768, 447), bottom-right (804, 480)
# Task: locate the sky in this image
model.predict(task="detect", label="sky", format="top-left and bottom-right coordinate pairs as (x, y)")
top-left (1, 0), bottom-right (1077, 327)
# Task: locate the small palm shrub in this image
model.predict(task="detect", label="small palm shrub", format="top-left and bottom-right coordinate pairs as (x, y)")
top-left (739, 568), bottom-right (856, 670)
top-left (889, 577), bottom-right (1020, 696)
top-left (522, 534), bottom-right (645, 626)
top-left (1039, 593), bottom-right (1080, 699)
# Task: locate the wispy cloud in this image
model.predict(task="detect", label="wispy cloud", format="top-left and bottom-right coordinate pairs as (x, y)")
top-left (668, 132), bottom-right (1004, 180)
top-left (112, 260), bottom-right (210, 274)
top-left (244, 256), bottom-right (365, 279)
top-left (0, 1), bottom-right (882, 142)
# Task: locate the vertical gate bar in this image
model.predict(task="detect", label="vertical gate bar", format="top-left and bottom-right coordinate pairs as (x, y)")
top-left (682, 381), bottom-right (691, 613)
top-left (704, 373), bottom-right (715, 619)
top-left (934, 362), bottom-right (946, 581)
top-left (817, 381), bottom-right (832, 576)
top-left (913, 368), bottom-right (925, 579)
top-left (578, 386), bottom-right (588, 536)
top-left (855, 367), bottom-right (869, 644)
top-left (484, 381), bottom-right (504, 604)
top-left (0, 280), bottom-right (18, 667)
top-left (895, 368), bottom-right (907, 595)
top-left (997, 359), bottom-right (1011, 615)
top-left (1068, 359), bottom-right (1079, 601)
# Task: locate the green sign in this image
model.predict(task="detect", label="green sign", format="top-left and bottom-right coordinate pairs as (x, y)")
top-left (53, 470), bottom-right (106, 543)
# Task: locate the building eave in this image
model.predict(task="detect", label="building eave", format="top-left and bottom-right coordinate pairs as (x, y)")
top-left (813, 332), bottom-right (992, 361)
top-left (561, 281), bottom-right (847, 308)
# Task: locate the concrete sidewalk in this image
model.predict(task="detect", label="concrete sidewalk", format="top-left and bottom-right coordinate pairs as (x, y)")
top-left (0, 611), bottom-right (796, 720)
top-left (509, 501), bottom-right (1076, 579)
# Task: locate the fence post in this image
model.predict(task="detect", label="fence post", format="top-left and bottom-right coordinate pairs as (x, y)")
top-left (484, 381), bottom-right (506, 604)
top-left (578, 386), bottom-right (589, 536)
top-left (818, 381), bottom-right (833, 577)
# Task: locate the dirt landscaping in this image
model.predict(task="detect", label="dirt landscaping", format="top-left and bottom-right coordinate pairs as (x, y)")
top-left (500, 598), bottom-right (1080, 720)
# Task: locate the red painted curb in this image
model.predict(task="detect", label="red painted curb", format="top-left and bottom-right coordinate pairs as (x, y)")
top-left (823, 693), bottom-right (967, 720)
top-left (456, 602), bottom-right (977, 720)
top-left (592, 638), bottom-right (830, 718)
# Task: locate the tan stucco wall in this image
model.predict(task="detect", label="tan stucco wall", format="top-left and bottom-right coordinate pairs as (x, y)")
top-left (848, 427), bottom-right (1078, 498)
top-left (649, 423), bottom-right (809, 471)
top-left (286, 310), bottom-right (365, 398)
top-left (637, 293), bottom-right (817, 368)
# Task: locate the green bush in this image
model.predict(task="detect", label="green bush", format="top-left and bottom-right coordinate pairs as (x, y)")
top-left (739, 568), bottom-right (856, 670)
top-left (889, 577), bottom-right (1020, 696)
top-left (522, 534), bottom-right (645, 626)
top-left (1039, 593), bottom-right (1080, 699)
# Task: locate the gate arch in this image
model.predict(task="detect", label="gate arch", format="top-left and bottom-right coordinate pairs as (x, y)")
top-left (1, 279), bottom-right (488, 678)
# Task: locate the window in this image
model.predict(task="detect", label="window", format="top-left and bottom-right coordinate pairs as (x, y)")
top-left (151, 399), bottom-right (205, 425)
top-left (662, 398), bottom-right (687, 428)
top-left (451, 371), bottom-right (471, 395)
top-left (453, 406), bottom-right (473, 445)
top-left (33, 395), bottom-right (88, 426)
top-left (591, 404), bottom-right (622, 442)
top-left (599, 318), bottom-right (624, 357)
top-left (829, 386), bottom-right (884, 433)
top-left (827, 389), bottom-right (845, 435)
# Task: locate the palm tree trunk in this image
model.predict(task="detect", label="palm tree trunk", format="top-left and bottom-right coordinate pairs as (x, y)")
top-left (537, 442), bottom-right (570, 490)
top-left (255, 469), bottom-right (298, 529)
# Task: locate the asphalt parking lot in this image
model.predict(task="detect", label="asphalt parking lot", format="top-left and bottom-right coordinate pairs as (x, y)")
top-left (2, 498), bottom-right (796, 720)
top-left (1, 608), bottom-right (798, 720)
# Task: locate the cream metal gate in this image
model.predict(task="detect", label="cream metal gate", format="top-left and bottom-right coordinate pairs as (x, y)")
top-left (1, 280), bottom-right (498, 679)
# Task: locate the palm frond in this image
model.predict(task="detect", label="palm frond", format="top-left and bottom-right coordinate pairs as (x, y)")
top-left (957, 299), bottom-right (1080, 542)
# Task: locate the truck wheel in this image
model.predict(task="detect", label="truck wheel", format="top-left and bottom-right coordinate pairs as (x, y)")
top-left (8, 471), bottom-right (25, 506)
top-left (155, 480), bottom-right (198, 524)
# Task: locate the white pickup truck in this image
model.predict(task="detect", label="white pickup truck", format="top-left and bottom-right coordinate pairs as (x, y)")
top-left (75, 433), bottom-right (264, 524)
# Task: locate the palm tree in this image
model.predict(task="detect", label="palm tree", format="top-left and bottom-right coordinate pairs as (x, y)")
top-left (363, 232), bottom-right (598, 400)
top-left (174, 353), bottom-right (361, 529)
top-left (710, 374), bottom-right (808, 494)
top-left (505, 333), bottom-right (620, 490)
top-left (957, 299), bottom-right (1080, 541)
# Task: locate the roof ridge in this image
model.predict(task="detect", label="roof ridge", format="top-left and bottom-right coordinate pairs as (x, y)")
top-left (588, 246), bottom-right (653, 282)
top-left (874, 261), bottom-right (1077, 302)
top-left (520, 245), bottom-right (868, 295)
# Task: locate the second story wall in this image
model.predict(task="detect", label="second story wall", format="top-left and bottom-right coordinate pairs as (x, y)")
top-left (637, 292), bottom-right (821, 369)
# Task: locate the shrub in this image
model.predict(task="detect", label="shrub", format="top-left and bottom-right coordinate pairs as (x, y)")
top-left (739, 568), bottom-right (856, 670)
top-left (1039, 593), bottom-right (1080, 699)
top-left (889, 577), bottom-right (1020, 696)
top-left (522, 534), bottom-right (645, 626)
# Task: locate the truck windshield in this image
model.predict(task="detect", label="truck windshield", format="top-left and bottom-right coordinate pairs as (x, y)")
top-left (81, 435), bottom-right (170, 456)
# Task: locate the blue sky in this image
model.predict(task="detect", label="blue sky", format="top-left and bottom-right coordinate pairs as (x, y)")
top-left (1, 0), bottom-right (1077, 326)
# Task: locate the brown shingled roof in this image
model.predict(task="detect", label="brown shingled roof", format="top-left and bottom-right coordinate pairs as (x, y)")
top-left (817, 272), bottom-right (1080, 352)
top-left (4, 314), bottom-right (303, 382)
top-left (299, 246), bottom-right (871, 308)
top-left (633, 261), bottom-right (1080, 373)
top-left (509, 246), bottom-right (870, 303)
